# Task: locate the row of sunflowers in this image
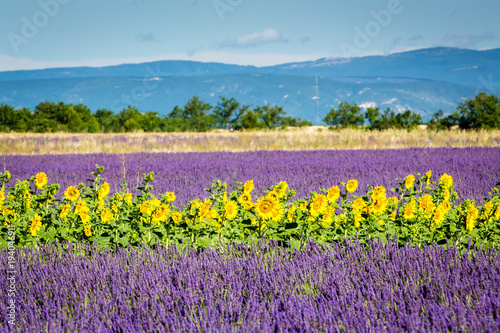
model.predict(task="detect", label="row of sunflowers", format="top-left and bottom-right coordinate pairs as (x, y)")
top-left (1, 166), bottom-right (499, 250)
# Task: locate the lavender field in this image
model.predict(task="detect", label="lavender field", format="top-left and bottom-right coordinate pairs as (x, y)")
top-left (2, 147), bottom-right (499, 205)
top-left (1, 240), bottom-right (500, 332)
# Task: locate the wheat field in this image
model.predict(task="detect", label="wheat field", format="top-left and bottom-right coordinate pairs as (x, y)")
top-left (1, 127), bottom-right (499, 155)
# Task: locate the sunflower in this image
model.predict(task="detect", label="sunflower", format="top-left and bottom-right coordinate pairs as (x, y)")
top-left (439, 173), bottom-right (453, 189)
top-left (101, 208), bottom-right (114, 223)
top-left (372, 185), bottom-right (386, 199)
top-left (140, 202), bottom-right (151, 215)
top-left (326, 185), bottom-right (340, 203)
top-left (494, 205), bottom-right (500, 220)
top-left (310, 194), bottom-right (327, 217)
top-left (238, 193), bottom-right (252, 205)
top-left (287, 205), bottom-right (297, 223)
top-left (346, 180), bottom-right (358, 193)
top-left (35, 172), bottom-right (48, 189)
top-left (150, 199), bottom-right (161, 209)
top-left (404, 174), bottom-right (415, 190)
top-left (354, 212), bottom-right (363, 228)
top-left (206, 209), bottom-right (218, 220)
top-left (84, 224), bottom-right (92, 237)
top-left (124, 192), bottom-right (133, 205)
top-left (274, 181), bottom-right (288, 198)
top-left (403, 199), bottom-right (416, 220)
top-left (171, 211), bottom-right (182, 224)
top-left (256, 197), bottom-right (281, 221)
top-left (224, 200), bottom-right (238, 220)
top-left (432, 207), bottom-right (445, 227)
top-left (419, 195), bottom-right (433, 210)
top-left (64, 186), bottom-right (80, 202)
top-left (370, 194), bottom-right (388, 216)
top-left (466, 202), bottom-right (478, 231)
top-left (321, 213), bottom-right (333, 228)
top-left (74, 200), bottom-right (89, 215)
top-left (98, 182), bottom-right (110, 199)
top-left (97, 200), bottom-right (105, 210)
top-left (198, 199), bottom-right (212, 222)
top-left (420, 195), bottom-right (435, 217)
top-left (483, 201), bottom-right (494, 218)
top-left (267, 190), bottom-right (279, 200)
top-left (166, 192), bottom-right (176, 202)
top-left (243, 201), bottom-right (254, 210)
top-left (152, 209), bottom-right (166, 224)
top-left (60, 204), bottom-right (71, 219)
top-left (271, 204), bottom-right (285, 222)
top-left (80, 213), bottom-right (91, 225)
top-left (321, 206), bottom-right (335, 227)
top-left (243, 180), bottom-right (254, 194)
top-left (352, 197), bottom-right (366, 213)
top-left (30, 214), bottom-right (42, 236)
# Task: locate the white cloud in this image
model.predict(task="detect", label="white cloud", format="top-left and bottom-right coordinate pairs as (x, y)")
top-left (219, 28), bottom-right (285, 49)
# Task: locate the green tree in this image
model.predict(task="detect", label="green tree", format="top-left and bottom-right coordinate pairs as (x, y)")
top-left (323, 102), bottom-right (364, 128)
top-left (166, 96), bottom-right (214, 132)
top-left (394, 110), bottom-right (422, 130)
top-left (213, 97), bottom-right (243, 129)
top-left (95, 109), bottom-right (117, 132)
top-left (365, 107), bottom-right (382, 130)
top-left (116, 106), bottom-right (144, 132)
top-left (140, 111), bottom-right (162, 132)
top-left (241, 110), bottom-right (261, 129)
top-left (255, 104), bottom-right (286, 129)
top-left (457, 92), bottom-right (500, 130)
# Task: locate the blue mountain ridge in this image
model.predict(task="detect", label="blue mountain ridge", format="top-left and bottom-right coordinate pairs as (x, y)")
top-left (1, 47), bottom-right (499, 123)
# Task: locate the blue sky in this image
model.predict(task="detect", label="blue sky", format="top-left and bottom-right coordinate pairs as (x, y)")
top-left (0, 0), bottom-right (499, 71)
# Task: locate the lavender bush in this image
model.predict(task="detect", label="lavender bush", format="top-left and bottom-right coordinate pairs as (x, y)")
top-left (1, 240), bottom-right (499, 332)
top-left (2, 147), bottom-right (499, 206)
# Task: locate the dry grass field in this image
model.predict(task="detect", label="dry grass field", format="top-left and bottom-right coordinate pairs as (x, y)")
top-left (1, 126), bottom-right (499, 155)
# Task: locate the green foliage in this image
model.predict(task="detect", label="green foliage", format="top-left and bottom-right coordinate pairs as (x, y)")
top-left (365, 107), bottom-right (422, 130)
top-left (2, 92), bottom-right (498, 133)
top-left (323, 101), bottom-right (364, 128)
top-left (1, 168), bottom-right (499, 252)
top-left (457, 92), bottom-right (500, 130)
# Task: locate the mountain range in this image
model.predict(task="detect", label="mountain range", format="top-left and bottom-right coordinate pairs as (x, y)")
top-left (1, 47), bottom-right (499, 123)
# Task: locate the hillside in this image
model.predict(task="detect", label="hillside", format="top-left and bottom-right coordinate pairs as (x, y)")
top-left (1, 47), bottom-right (499, 123)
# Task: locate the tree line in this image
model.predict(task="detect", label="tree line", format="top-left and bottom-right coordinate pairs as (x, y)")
top-left (324, 92), bottom-right (500, 130)
top-left (0, 92), bottom-right (498, 133)
top-left (0, 96), bottom-right (312, 133)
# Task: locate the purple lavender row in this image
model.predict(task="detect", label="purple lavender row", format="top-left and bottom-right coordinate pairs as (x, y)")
top-left (1, 240), bottom-right (499, 332)
top-left (2, 147), bottom-right (499, 206)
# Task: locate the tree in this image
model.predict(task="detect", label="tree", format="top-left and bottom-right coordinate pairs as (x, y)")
top-left (394, 110), bottom-right (422, 130)
top-left (323, 102), bottom-right (364, 128)
top-left (116, 106), bottom-right (143, 132)
top-left (241, 110), bottom-right (261, 129)
top-left (95, 109), bottom-right (116, 132)
top-left (140, 111), bottom-right (161, 132)
top-left (213, 97), bottom-right (241, 129)
top-left (457, 92), bottom-right (500, 130)
top-left (166, 96), bottom-right (214, 132)
top-left (255, 104), bottom-right (286, 129)
top-left (365, 107), bottom-right (382, 129)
